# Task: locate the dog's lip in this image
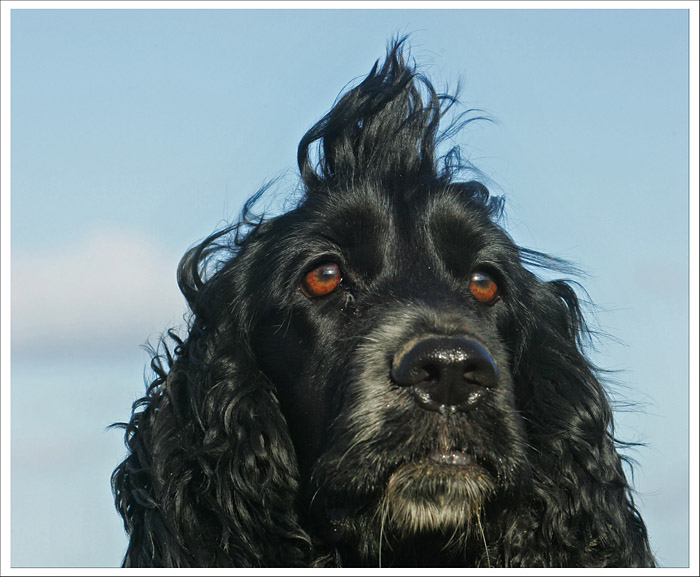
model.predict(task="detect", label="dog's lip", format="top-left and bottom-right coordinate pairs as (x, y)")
top-left (427, 450), bottom-right (473, 466)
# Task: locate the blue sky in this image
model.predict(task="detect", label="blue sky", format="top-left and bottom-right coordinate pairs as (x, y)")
top-left (4, 4), bottom-right (695, 570)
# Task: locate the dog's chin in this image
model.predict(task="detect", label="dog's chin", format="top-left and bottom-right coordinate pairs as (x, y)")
top-left (381, 451), bottom-right (496, 537)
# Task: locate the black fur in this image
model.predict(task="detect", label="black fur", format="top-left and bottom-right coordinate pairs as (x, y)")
top-left (112, 41), bottom-right (655, 567)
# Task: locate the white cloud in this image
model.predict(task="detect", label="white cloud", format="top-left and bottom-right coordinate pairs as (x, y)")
top-left (12, 227), bottom-right (190, 355)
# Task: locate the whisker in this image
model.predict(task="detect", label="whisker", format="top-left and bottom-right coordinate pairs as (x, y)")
top-left (378, 497), bottom-right (388, 568)
top-left (476, 507), bottom-right (491, 568)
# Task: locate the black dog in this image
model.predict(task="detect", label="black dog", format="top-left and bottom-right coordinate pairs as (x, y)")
top-left (112, 42), bottom-right (655, 567)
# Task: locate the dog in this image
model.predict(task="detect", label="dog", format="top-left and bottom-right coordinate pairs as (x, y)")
top-left (112, 41), bottom-right (655, 567)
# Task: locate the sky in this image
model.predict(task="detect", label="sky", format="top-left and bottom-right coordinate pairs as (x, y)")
top-left (3, 3), bottom-right (696, 571)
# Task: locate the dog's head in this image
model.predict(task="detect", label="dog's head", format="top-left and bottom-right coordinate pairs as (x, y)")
top-left (249, 171), bottom-right (533, 538)
top-left (114, 42), bottom-right (654, 568)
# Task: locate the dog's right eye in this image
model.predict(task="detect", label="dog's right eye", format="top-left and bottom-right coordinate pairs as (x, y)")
top-left (300, 263), bottom-right (343, 298)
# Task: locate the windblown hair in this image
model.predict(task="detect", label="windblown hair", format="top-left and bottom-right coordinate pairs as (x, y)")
top-left (112, 40), bottom-right (655, 567)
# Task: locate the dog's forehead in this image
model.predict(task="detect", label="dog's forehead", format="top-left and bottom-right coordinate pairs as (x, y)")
top-left (298, 185), bottom-right (503, 272)
top-left (309, 186), bottom-right (491, 238)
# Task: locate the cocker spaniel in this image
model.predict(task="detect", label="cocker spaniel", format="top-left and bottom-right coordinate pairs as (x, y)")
top-left (112, 41), bottom-right (655, 567)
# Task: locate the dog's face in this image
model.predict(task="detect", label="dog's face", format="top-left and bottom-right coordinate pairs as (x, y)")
top-left (248, 181), bottom-right (535, 549)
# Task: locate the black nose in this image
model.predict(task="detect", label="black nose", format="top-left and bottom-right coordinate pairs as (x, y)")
top-left (390, 336), bottom-right (498, 413)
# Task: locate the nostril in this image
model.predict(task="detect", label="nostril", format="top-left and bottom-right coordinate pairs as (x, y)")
top-left (463, 358), bottom-right (499, 389)
top-left (422, 363), bottom-right (441, 383)
top-left (391, 336), bottom-right (498, 412)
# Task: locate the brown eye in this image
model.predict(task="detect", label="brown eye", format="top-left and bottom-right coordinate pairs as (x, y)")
top-left (301, 263), bottom-right (342, 298)
top-left (469, 271), bottom-right (500, 305)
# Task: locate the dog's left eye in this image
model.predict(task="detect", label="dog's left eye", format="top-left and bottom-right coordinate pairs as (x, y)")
top-left (469, 271), bottom-right (500, 305)
top-left (301, 263), bottom-right (343, 298)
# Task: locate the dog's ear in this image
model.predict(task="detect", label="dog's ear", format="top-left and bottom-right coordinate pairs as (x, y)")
top-left (111, 229), bottom-right (310, 567)
top-left (512, 278), bottom-right (654, 566)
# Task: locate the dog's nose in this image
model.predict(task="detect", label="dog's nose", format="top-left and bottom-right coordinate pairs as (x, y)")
top-left (391, 336), bottom-right (498, 413)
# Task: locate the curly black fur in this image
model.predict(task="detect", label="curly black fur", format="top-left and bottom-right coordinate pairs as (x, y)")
top-left (112, 40), bottom-right (655, 567)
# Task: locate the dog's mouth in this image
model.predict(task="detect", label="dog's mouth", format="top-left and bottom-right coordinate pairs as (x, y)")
top-left (389, 447), bottom-right (495, 490)
top-left (408, 447), bottom-right (493, 475)
top-left (426, 449), bottom-right (474, 467)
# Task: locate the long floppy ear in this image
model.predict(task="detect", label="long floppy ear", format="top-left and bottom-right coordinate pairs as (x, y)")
top-left (509, 277), bottom-right (654, 567)
top-left (111, 227), bottom-right (310, 567)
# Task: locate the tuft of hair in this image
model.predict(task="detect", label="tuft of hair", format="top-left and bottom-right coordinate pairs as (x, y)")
top-left (297, 38), bottom-right (501, 218)
top-left (381, 462), bottom-right (495, 537)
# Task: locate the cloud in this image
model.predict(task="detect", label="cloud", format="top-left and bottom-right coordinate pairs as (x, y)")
top-left (12, 227), bottom-right (189, 356)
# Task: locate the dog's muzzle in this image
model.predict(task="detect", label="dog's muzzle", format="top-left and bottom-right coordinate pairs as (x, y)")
top-left (391, 336), bottom-right (499, 414)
